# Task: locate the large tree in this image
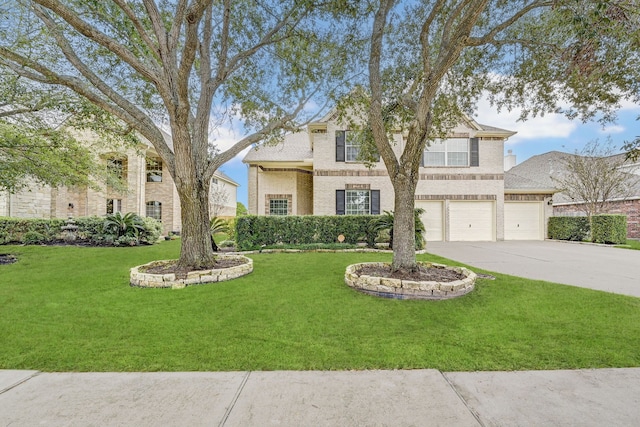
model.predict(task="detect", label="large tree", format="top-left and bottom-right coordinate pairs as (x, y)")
top-left (0, 1), bottom-right (361, 268)
top-left (357, 0), bottom-right (640, 272)
top-left (554, 139), bottom-right (640, 218)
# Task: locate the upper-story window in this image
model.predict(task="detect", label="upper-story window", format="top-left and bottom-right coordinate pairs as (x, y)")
top-left (336, 130), bottom-right (380, 163)
top-left (345, 133), bottom-right (360, 162)
top-left (423, 137), bottom-right (480, 167)
top-left (107, 158), bottom-right (125, 179)
top-left (423, 138), bottom-right (469, 167)
top-left (146, 158), bottom-right (163, 182)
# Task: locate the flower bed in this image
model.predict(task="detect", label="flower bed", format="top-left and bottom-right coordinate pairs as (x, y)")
top-left (344, 262), bottom-right (476, 300)
top-left (130, 254), bottom-right (253, 289)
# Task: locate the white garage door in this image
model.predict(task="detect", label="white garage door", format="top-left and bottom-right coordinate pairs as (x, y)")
top-left (505, 202), bottom-right (543, 240)
top-left (416, 201), bottom-right (444, 241)
top-left (449, 201), bottom-right (495, 241)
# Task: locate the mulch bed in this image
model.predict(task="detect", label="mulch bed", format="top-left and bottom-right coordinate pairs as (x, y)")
top-left (356, 264), bottom-right (465, 282)
top-left (0, 254), bottom-right (17, 265)
top-left (143, 258), bottom-right (247, 279)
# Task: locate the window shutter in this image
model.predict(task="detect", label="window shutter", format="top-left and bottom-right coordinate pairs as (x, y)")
top-left (336, 131), bottom-right (345, 162)
top-left (420, 149), bottom-right (425, 167)
top-left (370, 190), bottom-right (380, 215)
top-left (336, 190), bottom-right (345, 215)
top-left (470, 137), bottom-right (479, 167)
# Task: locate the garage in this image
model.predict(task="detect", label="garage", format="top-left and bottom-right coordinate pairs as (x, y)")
top-left (449, 201), bottom-right (495, 241)
top-left (416, 200), bottom-right (444, 241)
top-left (504, 201), bottom-right (543, 240)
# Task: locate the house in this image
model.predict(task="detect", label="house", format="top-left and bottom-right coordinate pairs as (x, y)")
top-left (243, 110), bottom-right (554, 241)
top-left (505, 151), bottom-right (640, 239)
top-left (0, 131), bottom-right (239, 235)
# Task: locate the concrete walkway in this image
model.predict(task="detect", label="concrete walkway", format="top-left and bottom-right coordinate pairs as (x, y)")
top-left (427, 240), bottom-right (640, 297)
top-left (2, 368), bottom-right (640, 426)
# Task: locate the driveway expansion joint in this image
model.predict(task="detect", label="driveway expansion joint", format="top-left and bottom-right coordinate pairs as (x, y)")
top-left (218, 371), bottom-right (250, 427)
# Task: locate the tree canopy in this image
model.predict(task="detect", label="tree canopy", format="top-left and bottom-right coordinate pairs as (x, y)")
top-left (0, 0), bottom-right (363, 268)
top-left (349, 0), bottom-right (640, 271)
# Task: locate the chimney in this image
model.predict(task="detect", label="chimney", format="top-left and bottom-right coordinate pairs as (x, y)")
top-left (504, 149), bottom-right (516, 171)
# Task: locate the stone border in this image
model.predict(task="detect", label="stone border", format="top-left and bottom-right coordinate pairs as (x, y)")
top-left (130, 255), bottom-right (253, 289)
top-left (344, 262), bottom-right (476, 300)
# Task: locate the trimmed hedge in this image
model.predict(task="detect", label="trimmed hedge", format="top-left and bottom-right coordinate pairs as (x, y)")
top-left (235, 215), bottom-right (381, 251)
top-left (591, 215), bottom-right (627, 244)
top-left (547, 216), bottom-right (590, 241)
top-left (0, 216), bottom-right (162, 246)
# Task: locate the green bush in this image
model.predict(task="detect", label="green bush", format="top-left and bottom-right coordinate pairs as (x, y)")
top-left (548, 216), bottom-right (590, 241)
top-left (591, 215), bottom-right (627, 244)
top-left (235, 215), bottom-right (379, 251)
top-left (22, 231), bottom-right (47, 245)
top-left (0, 217), bottom-right (65, 243)
top-left (0, 215), bottom-right (161, 246)
top-left (139, 216), bottom-right (163, 244)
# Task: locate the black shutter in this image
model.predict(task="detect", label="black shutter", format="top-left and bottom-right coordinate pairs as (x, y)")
top-left (336, 190), bottom-right (345, 215)
top-left (470, 137), bottom-right (479, 167)
top-left (370, 190), bottom-right (380, 215)
top-left (336, 131), bottom-right (345, 162)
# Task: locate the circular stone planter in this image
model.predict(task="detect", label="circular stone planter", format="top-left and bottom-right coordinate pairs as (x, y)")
top-left (130, 254), bottom-right (253, 289)
top-left (344, 262), bottom-right (476, 300)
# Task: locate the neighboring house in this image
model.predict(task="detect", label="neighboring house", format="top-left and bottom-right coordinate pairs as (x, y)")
top-left (0, 130), bottom-right (239, 235)
top-left (505, 151), bottom-right (640, 239)
top-left (243, 110), bottom-right (554, 241)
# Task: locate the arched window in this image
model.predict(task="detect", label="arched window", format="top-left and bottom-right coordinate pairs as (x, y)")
top-left (145, 201), bottom-right (162, 220)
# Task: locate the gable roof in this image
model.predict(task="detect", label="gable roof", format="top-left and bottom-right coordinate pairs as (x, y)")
top-left (505, 150), bottom-right (640, 201)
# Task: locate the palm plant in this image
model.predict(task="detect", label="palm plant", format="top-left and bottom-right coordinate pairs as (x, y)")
top-left (370, 208), bottom-right (426, 250)
top-left (210, 217), bottom-right (230, 252)
top-left (103, 212), bottom-right (145, 238)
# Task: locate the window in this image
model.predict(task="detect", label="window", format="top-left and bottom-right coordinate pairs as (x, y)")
top-left (146, 201), bottom-right (162, 220)
top-left (106, 199), bottom-right (122, 214)
top-left (146, 158), bottom-right (163, 182)
top-left (336, 130), bottom-right (379, 163)
top-left (269, 199), bottom-right (288, 216)
top-left (346, 190), bottom-right (370, 215)
top-left (211, 177), bottom-right (218, 185)
top-left (107, 158), bottom-right (125, 180)
top-left (336, 189), bottom-right (380, 215)
top-left (423, 138), bottom-right (469, 167)
top-left (345, 132), bottom-right (360, 162)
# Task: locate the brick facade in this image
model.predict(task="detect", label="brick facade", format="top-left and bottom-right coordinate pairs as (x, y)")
top-left (244, 112), bottom-right (529, 241)
top-left (1, 136), bottom-right (238, 235)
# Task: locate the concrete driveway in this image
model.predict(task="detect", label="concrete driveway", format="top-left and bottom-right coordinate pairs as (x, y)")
top-left (427, 240), bottom-right (640, 298)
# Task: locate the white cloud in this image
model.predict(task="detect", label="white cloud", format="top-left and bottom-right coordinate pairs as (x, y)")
top-left (599, 124), bottom-right (625, 134)
top-left (474, 97), bottom-right (578, 144)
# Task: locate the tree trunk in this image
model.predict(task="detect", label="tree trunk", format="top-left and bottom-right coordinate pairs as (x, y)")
top-left (176, 178), bottom-right (215, 269)
top-left (391, 176), bottom-right (418, 272)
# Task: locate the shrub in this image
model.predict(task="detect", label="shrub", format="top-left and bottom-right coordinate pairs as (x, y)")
top-left (0, 215), bottom-right (161, 246)
top-left (139, 216), bottom-right (163, 244)
top-left (591, 215), bottom-right (627, 244)
top-left (0, 217), bottom-right (64, 243)
top-left (368, 209), bottom-right (426, 250)
top-left (235, 215), bottom-right (379, 251)
top-left (103, 212), bottom-right (145, 238)
top-left (22, 231), bottom-right (47, 245)
top-left (548, 217), bottom-right (590, 241)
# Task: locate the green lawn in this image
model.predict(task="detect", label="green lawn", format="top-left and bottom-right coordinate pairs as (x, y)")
top-left (1, 241), bottom-right (639, 372)
top-left (617, 240), bottom-right (640, 250)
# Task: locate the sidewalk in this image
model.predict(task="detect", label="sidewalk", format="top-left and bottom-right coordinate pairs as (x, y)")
top-left (2, 368), bottom-right (640, 426)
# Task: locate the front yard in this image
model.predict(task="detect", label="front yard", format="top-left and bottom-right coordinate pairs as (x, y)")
top-left (1, 240), bottom-right (639, 372)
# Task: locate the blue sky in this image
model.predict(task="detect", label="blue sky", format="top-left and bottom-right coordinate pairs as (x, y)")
top-left (217, 100), bottom-right (640, 207)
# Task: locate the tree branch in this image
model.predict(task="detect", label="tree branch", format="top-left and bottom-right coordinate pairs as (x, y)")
top-left (467, 0), bottom-right (554, 47)
top-left (33, 0), bottom-right (160, 83)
